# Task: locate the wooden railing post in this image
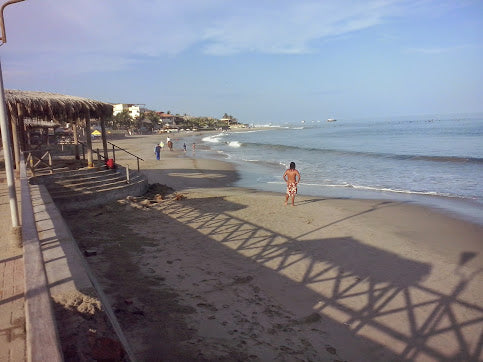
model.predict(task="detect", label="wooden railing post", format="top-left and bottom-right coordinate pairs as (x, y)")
top-left (126, 164), bottom-right (130, 183)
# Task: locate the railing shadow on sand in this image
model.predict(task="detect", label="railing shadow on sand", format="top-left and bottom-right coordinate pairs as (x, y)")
top-left (149, 196), bottom-right (483, 362)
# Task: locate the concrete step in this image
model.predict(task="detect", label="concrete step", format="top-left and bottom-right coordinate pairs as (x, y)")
top-left (52, 176), bottom-right (146, 201)
top-left (48, 172), bottom-right (128, 188)
top-left (29, 166), bottom-right (149, 212)
top-left (47, 175), bottom-right (144, 198)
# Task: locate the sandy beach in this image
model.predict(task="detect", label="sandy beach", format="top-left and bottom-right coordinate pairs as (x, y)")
top-left (64, 134), bottom-right (483, 361)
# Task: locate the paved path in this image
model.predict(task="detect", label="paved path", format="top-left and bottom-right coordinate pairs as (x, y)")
top-left (0, 170), bottom-right (26, 361)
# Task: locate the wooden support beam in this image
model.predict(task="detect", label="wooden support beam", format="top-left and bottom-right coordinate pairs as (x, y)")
top-left (85, 115), bottom-right (94, 167)
top-left (100, 116), bottom-right (108, 161)
top-left (73, 117), bottom-right (80, 160)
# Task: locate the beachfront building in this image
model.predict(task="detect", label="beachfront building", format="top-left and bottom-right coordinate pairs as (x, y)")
top-left (157, 112), bottom-right (185, 129)
top-left (220, 113), bottom-right (239, 126)
top-left (158, 112), bottom-right (175, 125)
top-left (220, 117), bottom-right (242, 127)
top-left (112, 103), bottom-right (144, 119)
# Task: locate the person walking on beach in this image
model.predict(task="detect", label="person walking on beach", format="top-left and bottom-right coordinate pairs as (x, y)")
top-left (154, 144), bottom-right (161, 160)
top-left (283, 162), bottom-right (301, 206)
top-left (183, 143), bottom-right (187, 153)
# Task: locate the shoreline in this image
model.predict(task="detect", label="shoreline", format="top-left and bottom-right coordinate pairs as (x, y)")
top-left (112, 131), bottom-right (483, 226)
top-left (84, 134), bottom-right (482, 360)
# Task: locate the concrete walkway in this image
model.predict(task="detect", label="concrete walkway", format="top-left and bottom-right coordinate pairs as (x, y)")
top-left (0, 171), bottom-right (26, 362)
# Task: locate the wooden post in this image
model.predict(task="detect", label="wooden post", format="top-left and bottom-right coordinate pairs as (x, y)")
top-left (48, 151), bottom-right (52, 173)
top-left (10, 110), bottom-right (20, 170)
top-left (100, 117), bottom-right (109, 160)
top-left (43, 116), bottom-right (49, 146)
top-left (85, 115), bottom-right (94, 168)
top-left (26, 126), bottom-right (31, 148)
top-left (17, 103), bottom-right (26, 152)
top-left (73, 117), bottom-right (80, 160)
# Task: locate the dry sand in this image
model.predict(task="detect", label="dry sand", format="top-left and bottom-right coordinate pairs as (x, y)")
top-left (63, 134), bottom-right (483, 361)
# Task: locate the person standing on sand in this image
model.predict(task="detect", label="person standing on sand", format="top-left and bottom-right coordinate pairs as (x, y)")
top-left (154, 144), bottom-right (161, 160)
top-left (283, 162), bottom-right (301, 206)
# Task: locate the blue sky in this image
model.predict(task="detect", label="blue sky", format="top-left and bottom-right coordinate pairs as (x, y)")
top-left (2, 0), bottom-right (482, 123)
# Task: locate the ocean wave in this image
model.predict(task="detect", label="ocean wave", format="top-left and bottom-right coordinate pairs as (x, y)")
top-left (263, 179), bottom-right (474, 199)
top-left (202, 135), bottom-right (223, 143)
top-left (240, 158), bottom-right (285, 168)
top-left (298, 182), bottom-right (460, 198)
top-left (228, 141), bottom-right (241, 148)
top-left (235, 142), bottom-right (483, 164)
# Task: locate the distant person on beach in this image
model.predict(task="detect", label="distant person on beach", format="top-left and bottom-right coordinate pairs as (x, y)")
top-left (154, 144), bottom-right (161, 160)
top-left (183, 143), bottom-right (187, 152)
top-left (167, 140), bottom-right (173, 151)
top-left (283, 162), bottom-right (301, 206)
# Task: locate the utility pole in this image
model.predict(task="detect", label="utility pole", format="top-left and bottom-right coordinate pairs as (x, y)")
top-left (0, 0), bottom-right (26, 230)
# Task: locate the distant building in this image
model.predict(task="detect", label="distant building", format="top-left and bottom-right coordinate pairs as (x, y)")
top-left (157, 112), bottom-right (184, 127)
top-left (112, 103), bottom-right (145, 119)
top-left (220, 117), bottom-right (237, 125)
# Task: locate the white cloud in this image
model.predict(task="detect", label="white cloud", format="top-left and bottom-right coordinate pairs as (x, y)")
top-left (3, 0), bottom-right (468, 74)
top-left (201, 1), bottom-right (404, 55)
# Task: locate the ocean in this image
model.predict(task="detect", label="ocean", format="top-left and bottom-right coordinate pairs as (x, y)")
top-left (188, 116), bottom-right (483, 225)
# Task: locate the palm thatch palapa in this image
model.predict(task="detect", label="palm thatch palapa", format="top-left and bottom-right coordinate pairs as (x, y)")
top-left (5, 89), bottom-right (112, 120)
top-left (3, 89), bottom-right (113, 169)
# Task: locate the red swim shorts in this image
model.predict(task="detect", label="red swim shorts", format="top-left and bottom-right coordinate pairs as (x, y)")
top-left (287, 182), bottom-right (297, 196)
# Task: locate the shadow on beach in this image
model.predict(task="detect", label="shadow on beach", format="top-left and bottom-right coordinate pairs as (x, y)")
top-left (61, 189), bottom-right (483, 361)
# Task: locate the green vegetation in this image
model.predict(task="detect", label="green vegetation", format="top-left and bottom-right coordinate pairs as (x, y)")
top-left (109, 110), bottom-right (132, 129)
top-left (109, 110), bottom-right (238, 131)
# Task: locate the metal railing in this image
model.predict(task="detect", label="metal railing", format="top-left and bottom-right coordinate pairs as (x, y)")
top-left (107, 141), bottom-right (144, 172)
top-left (79, 141), bottom-right (144, 172)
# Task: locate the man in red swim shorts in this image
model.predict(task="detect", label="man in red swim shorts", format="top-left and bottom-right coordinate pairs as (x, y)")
top-left (283, 161), bottom-right (301, 206)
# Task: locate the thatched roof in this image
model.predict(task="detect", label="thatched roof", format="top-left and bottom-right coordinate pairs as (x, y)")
top-left (5, 89), bottom-right (113, 121)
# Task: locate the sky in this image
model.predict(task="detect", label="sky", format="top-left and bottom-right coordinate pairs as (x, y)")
top-left (2, 0), bottom-right (482, 123)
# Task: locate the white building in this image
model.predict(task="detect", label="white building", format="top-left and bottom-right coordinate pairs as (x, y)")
top-left (112, 104), bottom-right (144, 119)
top-left (128, 105), bottom-right (141, 119)
top-left (112, 104), bottom-right (125, 116)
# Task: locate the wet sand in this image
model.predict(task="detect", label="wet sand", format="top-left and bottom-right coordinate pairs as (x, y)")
top-left (65, 134), bottom-right (483, 361)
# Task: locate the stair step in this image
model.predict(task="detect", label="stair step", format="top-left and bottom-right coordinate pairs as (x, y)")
top-left (30, 166), bottom-right (148, 211)
top-left (50, 173), bottom-right (126, 187)
top-left (47, 176), bottom-right (144, 198)
top-left (52, 178), bottom-right (147, 202)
